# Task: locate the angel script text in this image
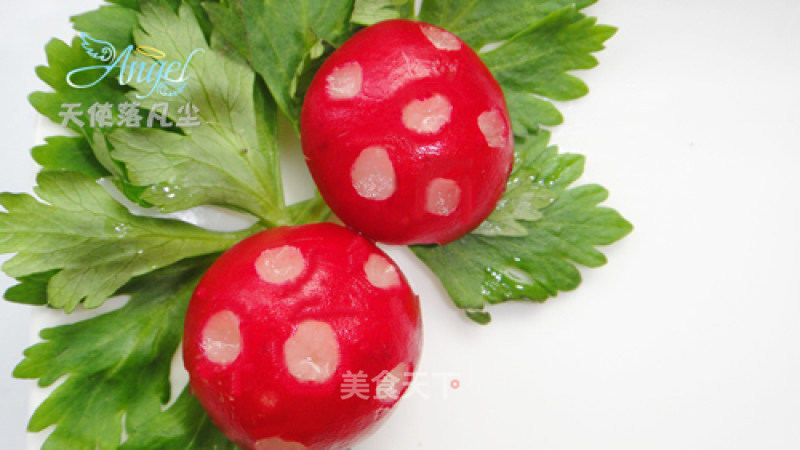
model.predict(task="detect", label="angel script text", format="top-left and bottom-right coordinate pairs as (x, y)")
top-left (66, 33), bottom-right (204, 99)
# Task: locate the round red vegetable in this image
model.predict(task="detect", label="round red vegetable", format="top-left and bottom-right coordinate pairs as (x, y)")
top-left (301, 19), bottom-right (514, 245)
top-left (183, 223), bottom-right (422, 450)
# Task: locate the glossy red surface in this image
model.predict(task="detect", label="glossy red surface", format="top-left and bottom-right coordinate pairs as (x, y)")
top-left (301, 19), bottom-right (514, 245)
top-left (183, 224), bottom-right (422, 449)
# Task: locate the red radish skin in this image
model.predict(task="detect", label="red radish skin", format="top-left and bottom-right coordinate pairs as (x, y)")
top-left (183, 224), bottom-right (422, 450)
top-left (301, 19), bottom-right (514, 245)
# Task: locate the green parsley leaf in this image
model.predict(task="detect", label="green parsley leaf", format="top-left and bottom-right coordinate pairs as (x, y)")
top-left (418, 2), bottom-right (599, 136)
top-left (412, 131), bottom-right (632, 323)
top-left (481, 7), bottom-right (616, 102)
top-left (419, 0), bottom-right (596, 50)
top-left (33, 2), bottom-right (227, 209)
top-left (288, 192), bottom-right (332, 225)
top-left (478, 6), bottom-right (615, 137)
top-left (32, 136), bottom-right (111, 180)
top-left (27, 12), bottom-right (158, 207)
top-left (104, 0), bottom-right (218, 37)
top-left (406, 3), bottom-right (628, 323)
top-left (29, 37), bottom-right (131, 136)
top-left (13, 256), bottom-right (216, 450)
top-left (107, 3), bottom-right (289, 225)
top-left (0, 171), bottom-right (254, 312)
top-left (351, 0), bottom-right (414, 26)
top-left (3, 271), bottom-right (56, 306)
top-left (105, 0), bottom-right (140, 9)
top-left (205, 0), bottom-right (356, 129)
top-left (504, 87), bottom-right (564, 137)
top-left (120, 387), bottom-right (236, 449)
top-left (472, 169), bottom-right (558, 237)
top-left (71, 4), bottom-right (139, 50)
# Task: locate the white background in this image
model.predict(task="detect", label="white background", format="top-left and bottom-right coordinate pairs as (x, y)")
top-left (2, 1), bottom-right (800, 449)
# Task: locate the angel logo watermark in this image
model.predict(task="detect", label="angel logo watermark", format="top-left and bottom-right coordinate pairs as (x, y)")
top-left (66, 33), bottom-right (204, 98)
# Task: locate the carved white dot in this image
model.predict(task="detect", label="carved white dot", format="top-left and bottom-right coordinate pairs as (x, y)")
top-left (425, 178), bottom-right (461, 216)
top-left (381, 55), bottom-right (437, 98)
top-left (201, 310), bottom-right (241, 365)
top-left (420, 24), bottom-right (461, 51)
top-left (260, 391), bottom-right (279, 409)
top-left (326, 62), bottom-right (362, 99)
top-left (254, 437), bottom-right (307, 450)
top-left (402, 94), bottom-right (452, 134)
top-left (376, 362), bottom-right (410, 403)
top-left (478, 109), bottom-right (509, 149)
top-left (284, 320), bottom-right (340, 383)
top-left (364, 254), bottom-right (401, 289)
top-left (351, 146), bottom-right (397, 200)
top-left (256, 246), bottom-right (305, 284)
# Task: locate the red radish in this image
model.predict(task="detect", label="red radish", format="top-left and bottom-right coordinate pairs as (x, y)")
top-left (301, 19), bottom-right (514, 245)
top-left (183, 223), bottom-right (422, 450)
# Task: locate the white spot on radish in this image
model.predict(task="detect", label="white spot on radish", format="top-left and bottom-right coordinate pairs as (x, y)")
top-left (254, 437), bottom-right (307, 450)
top-left (326, 62), bottom-right (362, 99)
top-left (478, 109), bottom-right (509, 149)
top-left (364, 254), bottom-right (401, 289)
top-left (351, 146), bottom-right (396, 200)
top-left (284, 320), bottom-right (340, 383)
top-left (201, 310), bottom-right (241, 365)
top-left (376, 362), bottom-right (410, 403)
top-left (260, 391), bottom-right (279, 409)
top-left (380, 52), bottom-right (436, 97)
top-left (425, 178), bottom-right (461, 216)
top-left (256, 246), bottom-right (305, 284)
top-left (402, 94), bottom-right (452, 134)
top-left (420, 24), bottom-right (461, 51)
